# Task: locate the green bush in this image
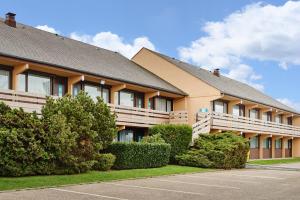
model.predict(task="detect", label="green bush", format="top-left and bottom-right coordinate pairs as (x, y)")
top-left (107, 142), bottom-right (171, 169)
top-left (149, 124), bottom-right (192, 163)
top-left (0, 104), bottom-right (53, 176)
top-left (93, 153), bottom-right (116, 171)
top-left (0, 92), bottom-right (117, 176)
top-left (176, 132), bottom-right (249, 169)
top-left (140, 134), bottom-right (166, 144)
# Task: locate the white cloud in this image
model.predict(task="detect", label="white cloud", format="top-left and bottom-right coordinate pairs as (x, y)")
top-left (70, 32), bottom-right (155, 58)
top-left (36, 25), bottom-right (59, 34)
top-left (277, 98), bottom-right (300, 112)
top-left (178, 1), bottom-right (300, 90)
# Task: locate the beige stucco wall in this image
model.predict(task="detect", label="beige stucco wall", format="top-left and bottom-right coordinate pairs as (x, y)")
top-left (132, 48), bottom-right (221, 125)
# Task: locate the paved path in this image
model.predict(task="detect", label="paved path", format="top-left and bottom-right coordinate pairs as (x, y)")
top-left (1, 168), bottom-right (300, 200)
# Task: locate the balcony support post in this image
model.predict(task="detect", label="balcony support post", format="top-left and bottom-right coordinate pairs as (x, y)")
top-left (110, 84), bottom-right (126, 104)
top-left (144, 91), bottom-right (160, 109)
top-left (12, 64), bottom-right (29, 90)
top-left (67, 75), bottom-right (84, 95)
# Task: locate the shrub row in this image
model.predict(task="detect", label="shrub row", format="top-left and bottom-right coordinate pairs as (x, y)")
top-left (176, 132), bottom-right (249, 169)
top-left (149, 124), bottom-right (192, 163)
top-left (107, 142), bottom-right (171, 169)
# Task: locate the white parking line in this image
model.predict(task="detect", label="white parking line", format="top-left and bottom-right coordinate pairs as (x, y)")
top-left (50, 188), bottom-right (129, 200)
top-left (181, 174), bottom-right (257, 184)
top-left (219, 174), bottom-right (285, 180)
top-left (105, 182), bottom-right (205, 196)
top-left (154, 179), bottom-right (240, 190)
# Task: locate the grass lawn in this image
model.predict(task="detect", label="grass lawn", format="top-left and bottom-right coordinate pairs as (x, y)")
top-left (0, 165), bottom-right (210, 191)
top-left (248, 157), bottom-right (300, 165)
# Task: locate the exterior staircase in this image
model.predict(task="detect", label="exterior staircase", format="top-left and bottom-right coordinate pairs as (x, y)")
top-left (192, 112), bottom-right (211, 140)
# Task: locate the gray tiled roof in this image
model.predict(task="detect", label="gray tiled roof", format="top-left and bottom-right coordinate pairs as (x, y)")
top-left (0, 19), bottom-right (185, 95)
top-left (150, 49), bottom-right (299, 114)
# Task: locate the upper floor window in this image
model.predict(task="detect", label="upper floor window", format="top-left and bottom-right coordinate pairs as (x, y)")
top-left (213, 100), bottom-right (228, 114)
top-left (148, 97), bottom-right (173, 112)
top-left (115, 90), bottom-right (144, 108)
top-left (232, 104), bottom-right (245, 117)
top-left (84, 83), bottom-right (109, 103)
top-left (0, 68), bottom-right (11, 90)
top-left (287, 117), bottom-right (293, 125)
top-left (249, 109), bottom-right (260, 119)
top-left (275, 115), bottom-right (283, 124)
top-left (262, 112), bottom-right (272, 122)
top-left (18, 71), bottom-right (67, 96)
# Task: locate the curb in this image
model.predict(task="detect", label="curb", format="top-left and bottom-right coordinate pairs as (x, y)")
top-left (246, 164), bottom-right (300, 171)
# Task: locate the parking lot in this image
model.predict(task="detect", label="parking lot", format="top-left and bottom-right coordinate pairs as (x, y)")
top-left (1, 168), bottom-right (300, 200)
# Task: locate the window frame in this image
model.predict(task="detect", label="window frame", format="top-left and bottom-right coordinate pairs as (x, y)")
top-left (249, 108), bottom-right (260, 119)
top-left (0, 65), bottom-right (13, 90)
top-left (83, 81), bottom-right (111, 103)
top-left (149, 96), bottom-right (173, 112)
top-left (213, 100), bottom-right (228, 114)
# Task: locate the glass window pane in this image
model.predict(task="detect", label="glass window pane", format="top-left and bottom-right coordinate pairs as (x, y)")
top-left (73, 83), bottom-right (81, 96)
top-left (250, 136), bottom-right (258, 148)
top-left (275, 139), bottom-right (282, 149)
top-left (0, 69), bottom-right (10, 90)
top-left (136, 96), bottom-right (143, 108)
top-left (118, 130), bottom-right (133, 142)
top-left (166, 100), bottom-right (172, 112)
top-left (214, 101), bottom-right (224, 113)
top-left (84, 84), bottom-right (101, 101)
top-left (28, 74), bottom-right (51, 95)
top-left (232, 105), bottom-right (240, 116)
top-left (17, 74), bottom-right (26, 92)
top-left (250, 109), bottom-right (259, 119)
top-left (155, 98), bottom-right (167, 112)
top-left (102, 88), bottom-right (109, 103)
top-left (120, 91), bottom-right (134, 107)
top-left (58, 84), bottom-right (65, 97)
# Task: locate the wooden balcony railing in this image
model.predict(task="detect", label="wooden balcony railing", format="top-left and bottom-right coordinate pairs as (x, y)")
top-left (193, 112), bottom-right (300, 139)
top-left (0, 89), bottom-right (188, 127)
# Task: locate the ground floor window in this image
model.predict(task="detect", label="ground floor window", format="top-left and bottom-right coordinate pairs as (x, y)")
top-left (263, 138), bottom-right (271, 149)
top-left (249, 136), bottom-right (259, 148)
top-left (117, 128), bottom-right (145, 142)
top-left (275, 139), bottom-right (282, 149)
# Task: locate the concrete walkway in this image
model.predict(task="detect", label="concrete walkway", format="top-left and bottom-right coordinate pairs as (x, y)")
top-left (247, 162), bottom-right (300, 171)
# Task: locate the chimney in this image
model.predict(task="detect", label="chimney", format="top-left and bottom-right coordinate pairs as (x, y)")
top-left (213, 68), bottom-right (220, 77)
top-left (5, 12), bottom-right (16, 28)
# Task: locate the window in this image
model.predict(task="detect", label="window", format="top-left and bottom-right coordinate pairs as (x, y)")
top-left (0, 69), bottom-right (10, 90)
top-left (249, 109), bottom-right (260, 119)
top-left (250, 136), bottom-right (259, 148)
top-left (287, 117), bottom-right (293, 125)
top-left (275, 139), bottom-right (282, 149)
top-left (84, 84), bottom-right (101, 102)
top-left (286, 139), bottom-right (292, 149)
top-left (213, 100), bottom-right (228, 114)
top-left (118, 130), bottom-right (133, 142)
top-left (262, 112), bottom-right (272, 122)
top-left (166, 99), bottom-right (172, 112)
top-left (28, 73), bottom-right (51, 95)
top-left (73, 83), bottom-right (82, 96)
top-left (102, 88), bottom-right (109, 103)
top-left (17, 74), bottom-right (26, 92)
top-left (263, 138), bottom-right (271, 149)
top-left (18, 71), bottom-right (67, 96)
top-left (275, 115), bottom-right (283, 124)
top-left (155, 97), bottom-right (166, 112)
top-left (119, 90), bottom-right (134, 107)
top-left (116, 90), bottom-right (144, 108)
top-left (232, 104), bottom-right (245, 117)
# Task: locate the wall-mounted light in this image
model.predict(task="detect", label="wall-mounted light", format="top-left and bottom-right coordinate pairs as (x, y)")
top-left (100, 80), bottom-right (105, 85)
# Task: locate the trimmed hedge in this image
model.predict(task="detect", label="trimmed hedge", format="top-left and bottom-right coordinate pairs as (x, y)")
top-left (93, 153), bottom-right (116, 171)
top-left (176, 132), bottom-right (249, 169)
top-left (107, 142), bottom-right (171, 169)
top-left (149, 124), bottom-right (192, 162)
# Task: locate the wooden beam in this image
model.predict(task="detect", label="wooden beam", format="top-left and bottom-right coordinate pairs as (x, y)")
top-left (144, 91), bottom-right (160, 109)
top-left (261, 108), bottom-right (273, 113)
top-left (117, 125), bottom-right (125, 131)
top-left (230, 100), bottom-right (243, 105)
top-left (110, 84), bottom-right (126, 104)
top-left (248, 104), bottom-right (259, 109)
top-left (67, 75), bottom-right (84, 95)
top-left (12, 64), bottom-right (29, 90)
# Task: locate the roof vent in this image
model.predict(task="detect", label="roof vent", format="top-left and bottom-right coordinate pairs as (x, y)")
top-left (213, 68), bottom-right (220, 77)
top-left (5, 12), bottom-right (16, 28)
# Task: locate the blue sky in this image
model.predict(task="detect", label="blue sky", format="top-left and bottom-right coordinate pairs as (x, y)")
top-left (1, 0), bottom-right (300, 110)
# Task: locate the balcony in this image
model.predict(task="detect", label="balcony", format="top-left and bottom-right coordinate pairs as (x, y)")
top-left (0, 89), bottom-right (188, 127)
top-left (193, 112), bottom-right (300, 139)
